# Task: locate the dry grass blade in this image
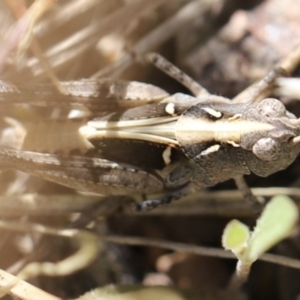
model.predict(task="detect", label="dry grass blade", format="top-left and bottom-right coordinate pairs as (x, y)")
top-left (0, 268), bottom-right (60, 300)
top-left (27, 0), bottom-right (169, 79)
top-left (0, 221), bottom-right (100, 279)
top-left (0, 0), bottom-right (55, 71)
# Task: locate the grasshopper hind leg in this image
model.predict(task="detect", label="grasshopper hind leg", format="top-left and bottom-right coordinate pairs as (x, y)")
top-left (135, 196), bottom-right (172, 212)
top-left (135, 185), bottom-right (191, 212)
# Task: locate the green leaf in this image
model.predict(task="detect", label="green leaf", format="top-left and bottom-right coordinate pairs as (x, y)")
top-left (222, 219), bottom-right (250, 256)
top-left (246, 195), bottom-right (298, 263)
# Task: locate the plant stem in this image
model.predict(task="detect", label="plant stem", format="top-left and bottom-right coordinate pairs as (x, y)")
top-left (226, 260), bottom-right (252, 293)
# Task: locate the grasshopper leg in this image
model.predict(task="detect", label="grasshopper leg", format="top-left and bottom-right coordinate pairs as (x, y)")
top-left (233, 44), bottom-right (300, 104)
top-left (232, 67), bottom-right (286, 104)
top-left (234, 176), bottom-right (263, 212)
top-left (134, 185), bottom-right (191, 212)
top-left (146, 52), bottom-right (210, 97)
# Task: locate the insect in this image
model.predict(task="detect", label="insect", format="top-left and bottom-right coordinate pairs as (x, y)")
top-left (0, 51), bottom-right (299, 212)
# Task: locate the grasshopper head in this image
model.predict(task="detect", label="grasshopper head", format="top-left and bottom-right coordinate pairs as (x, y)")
top-left (241, 98), bottom-right (300, 176)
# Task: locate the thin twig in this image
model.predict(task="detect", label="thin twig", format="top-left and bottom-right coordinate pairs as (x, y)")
top-left (99, 234), bottom-right (300, 270)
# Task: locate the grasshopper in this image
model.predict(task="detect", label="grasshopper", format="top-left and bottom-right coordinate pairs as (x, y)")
top-left (0, 52), bottom-right (300, 211)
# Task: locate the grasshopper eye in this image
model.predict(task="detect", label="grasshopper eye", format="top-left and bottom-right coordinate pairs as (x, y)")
top-left (252, 138), bottom-right (280, 161)
top-left (257, 98), bottom-right (286, 117)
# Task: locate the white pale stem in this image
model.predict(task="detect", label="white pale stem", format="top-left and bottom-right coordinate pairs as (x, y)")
top-left (226, 260), bottom-right (252, 294)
